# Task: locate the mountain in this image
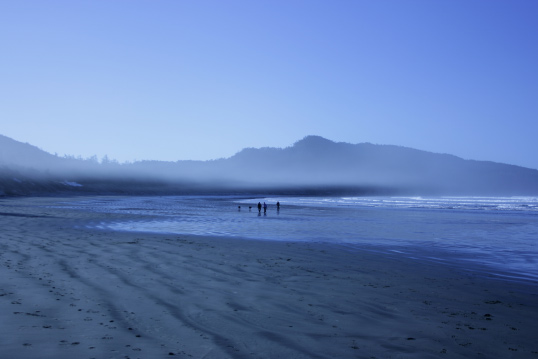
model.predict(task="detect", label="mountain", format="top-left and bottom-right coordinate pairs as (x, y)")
top-left (1, 134), bottom-right (538, 196)
top-left (0, 134), bottom-right (62, 169)
top-left (212, 136), bottom-right (538, 194)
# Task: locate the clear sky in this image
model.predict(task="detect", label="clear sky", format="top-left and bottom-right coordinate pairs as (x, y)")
top-left (1, 1), bottom-right (537, 169)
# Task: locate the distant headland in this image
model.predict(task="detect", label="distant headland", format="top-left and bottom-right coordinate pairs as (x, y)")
top-left (1, 134), bottom-right (538, 197)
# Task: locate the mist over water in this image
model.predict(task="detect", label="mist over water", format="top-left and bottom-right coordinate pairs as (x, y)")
top-left (4, 135), bottom-right (538, 196)
top-left (47, 195), bottom-right (538, 284)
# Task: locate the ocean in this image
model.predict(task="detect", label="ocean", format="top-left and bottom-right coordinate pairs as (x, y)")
top-left (50, 195), bottom-right (538, 284)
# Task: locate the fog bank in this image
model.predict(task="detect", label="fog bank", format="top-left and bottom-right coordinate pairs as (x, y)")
top-left (2, 135), bottom-right (538, 197)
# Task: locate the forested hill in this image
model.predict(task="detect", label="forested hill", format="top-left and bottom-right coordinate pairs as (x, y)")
top-left (2, 134), bottom-right (538, 196)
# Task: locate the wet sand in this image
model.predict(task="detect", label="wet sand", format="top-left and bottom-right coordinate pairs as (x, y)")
top-left (1, 196), bottom-right (537, 359)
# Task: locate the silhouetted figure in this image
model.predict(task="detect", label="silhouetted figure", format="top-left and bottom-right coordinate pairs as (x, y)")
top-left (276, 201), bottom-right (280, 210)
top-left (257, 202), bottom-right (262, 213)
top-left (238, 206), bottom-right (241, 211)
top-left (249, 206), bottom-right (252, 211)
top-left (263, 202), bottom-right (267, 214)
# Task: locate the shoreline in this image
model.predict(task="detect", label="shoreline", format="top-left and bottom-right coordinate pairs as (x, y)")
top-left (83, 195), bottom-right (538, 287)
top-left (1, 196), bottom-right (537, 358)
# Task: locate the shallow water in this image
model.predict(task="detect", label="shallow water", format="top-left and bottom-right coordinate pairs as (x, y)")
top-left (48, 195), bottom-right (538, 283)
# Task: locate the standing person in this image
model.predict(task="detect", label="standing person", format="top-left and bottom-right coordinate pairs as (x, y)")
top-left (276, 201), bottom-right (280, 210)
top-left (257, 202), bottom-right (262, 213)
top-left (263, 202), bottom-right (267, 214)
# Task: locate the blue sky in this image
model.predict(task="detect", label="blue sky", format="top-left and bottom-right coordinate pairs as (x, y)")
top-left (1, 1), bottom-right (537, 169)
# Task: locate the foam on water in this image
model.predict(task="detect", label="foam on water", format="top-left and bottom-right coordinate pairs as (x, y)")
top-left (260, 196), bottom-right (538, 212)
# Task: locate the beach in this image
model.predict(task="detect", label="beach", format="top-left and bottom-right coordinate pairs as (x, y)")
top-left (1, 196), bottom-right (537, 359)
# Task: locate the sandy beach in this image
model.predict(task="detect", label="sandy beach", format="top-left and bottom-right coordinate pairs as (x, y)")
top-left (1, 196), bottom-right (537, 359)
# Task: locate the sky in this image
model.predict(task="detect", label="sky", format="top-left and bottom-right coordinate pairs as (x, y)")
top-left (1, 1), bottom-right (537, 169)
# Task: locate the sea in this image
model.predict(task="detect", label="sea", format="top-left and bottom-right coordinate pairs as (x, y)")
top-left (50, 195), bottom-right (538, 284)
